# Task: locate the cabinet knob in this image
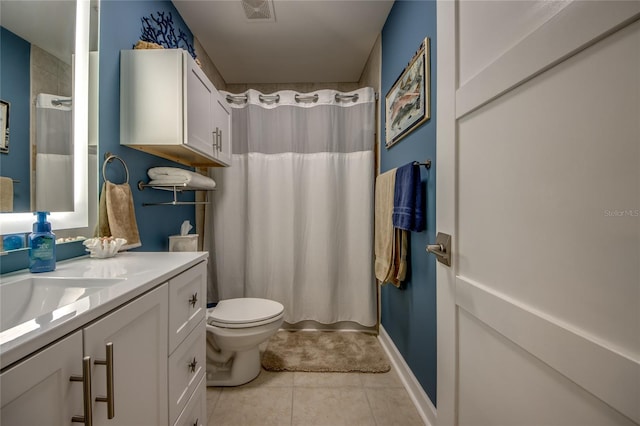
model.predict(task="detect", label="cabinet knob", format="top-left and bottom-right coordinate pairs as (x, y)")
top-left (188, 292), bottom-right (198, 308)
top-left (70, 356), bottom-right (93, 426)
top-left (188, 357), bottom-right (198, 373)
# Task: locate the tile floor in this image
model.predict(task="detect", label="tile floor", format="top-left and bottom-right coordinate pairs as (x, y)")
top-left (206, 366), bottom-right (425, 426)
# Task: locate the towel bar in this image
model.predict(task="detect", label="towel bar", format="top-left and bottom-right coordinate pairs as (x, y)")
top-left (413, 159), bottom-right (431, 170)
top-left (137, 181), bottom-right (213, 206)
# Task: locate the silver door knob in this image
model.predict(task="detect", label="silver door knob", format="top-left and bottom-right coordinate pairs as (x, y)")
top-left (426, 232), bottom-right (452, 267)
top-left (427, 244), bottom-right (446, 256)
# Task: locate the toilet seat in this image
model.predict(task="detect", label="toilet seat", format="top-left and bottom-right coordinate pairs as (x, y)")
top-left (207, 298), bottom-right (284, 329)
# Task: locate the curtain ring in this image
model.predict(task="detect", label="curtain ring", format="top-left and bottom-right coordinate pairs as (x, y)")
top-left (102, 154), bottom-right (130, 184)
top-left (258, 94), bottom-right (280, 104)
top-left (335, 93), bottom-right (359, 103)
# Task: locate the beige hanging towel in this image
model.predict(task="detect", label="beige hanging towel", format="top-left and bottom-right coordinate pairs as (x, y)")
top-left (0, 177), bottom-right (14, 212)
top-left (374, 169), bottom-right (396, 283)
top-left (389, 228), bottom-right (408, 288)
top-left (96, 155), bottom-right (141, 250)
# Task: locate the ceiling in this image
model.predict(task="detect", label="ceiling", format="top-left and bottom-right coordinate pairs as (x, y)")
top-left (0, 1), bottom-right (76, 64)
top-left (172, 0), bottom-right (394, 84)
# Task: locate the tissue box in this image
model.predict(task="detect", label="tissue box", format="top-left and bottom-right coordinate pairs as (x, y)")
top-left (169, 234), bottom-right (198, 252)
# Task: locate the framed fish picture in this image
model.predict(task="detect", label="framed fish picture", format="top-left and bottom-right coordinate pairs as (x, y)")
top-left (385, 37), bottom-right (430, 148)
top-left (0, 100), bottom-right (9, 154)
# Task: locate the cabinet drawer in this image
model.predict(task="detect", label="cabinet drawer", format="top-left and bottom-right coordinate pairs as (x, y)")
top-left (169, 261), bottom-right (207, 353)
top-left (169, 319), bottom-right (206, 425)
top-left (173, 375), bottom-right (206, 426)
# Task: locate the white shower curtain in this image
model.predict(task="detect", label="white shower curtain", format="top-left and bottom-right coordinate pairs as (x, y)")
top-left (206, 88), bottom-right (376, 326)
top-left (35, 93), bottom-right (74, 212)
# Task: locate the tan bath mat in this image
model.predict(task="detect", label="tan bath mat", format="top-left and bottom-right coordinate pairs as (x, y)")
top-left (261, 330), bottom-right (391, 373)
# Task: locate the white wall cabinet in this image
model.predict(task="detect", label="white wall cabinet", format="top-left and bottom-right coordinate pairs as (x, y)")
top-left (121, 49), bottom-right (231, 167)
top-left (211, 88), bottom-right (232, 166)
top-left (0, 261), bottom-right (208, 426)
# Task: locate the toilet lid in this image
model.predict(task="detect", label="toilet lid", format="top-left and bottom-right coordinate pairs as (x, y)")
top-left (207, 298), bottom-right (284, 326)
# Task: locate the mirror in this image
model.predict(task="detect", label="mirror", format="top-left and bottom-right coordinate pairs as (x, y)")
top-left (0, 0), bottom-right (97, 241)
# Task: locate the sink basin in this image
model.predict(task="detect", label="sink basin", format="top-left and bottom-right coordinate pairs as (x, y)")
top-left (0, 277), bottom-right (125, 333)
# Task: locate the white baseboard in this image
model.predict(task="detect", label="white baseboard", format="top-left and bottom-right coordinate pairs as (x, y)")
top-left (378, 326), bottom-right (437, 426)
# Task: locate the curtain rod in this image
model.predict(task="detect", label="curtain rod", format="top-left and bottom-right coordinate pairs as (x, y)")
top-left (225, 92), bottom-right (368, 105)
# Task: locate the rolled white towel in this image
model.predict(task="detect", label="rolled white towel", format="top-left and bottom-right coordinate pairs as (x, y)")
top-left (147, 167), bottom-right (216, 190)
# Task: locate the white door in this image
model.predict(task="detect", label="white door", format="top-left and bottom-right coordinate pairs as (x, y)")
top-left (84, 284), bottom-right (169, 426)
top-left (436, 2), bottom-right (640, 425)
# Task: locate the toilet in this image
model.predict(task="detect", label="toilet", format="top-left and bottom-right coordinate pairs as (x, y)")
top-left (205, 297), bottom-right (284, 386)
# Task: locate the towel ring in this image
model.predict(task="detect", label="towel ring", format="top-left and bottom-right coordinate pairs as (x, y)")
top-left (102, 153), bottom-right (130, 184)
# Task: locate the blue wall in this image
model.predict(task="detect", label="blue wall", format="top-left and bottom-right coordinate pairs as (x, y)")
top-left (99, 0), bottom-right (196, 251)
top-left (0, 27), bottom-right (31, 212)
top-left (380, 0), bottom-right (437, 405)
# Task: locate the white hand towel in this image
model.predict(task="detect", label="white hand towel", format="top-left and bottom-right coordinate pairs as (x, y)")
top-left (147, 167), bottom-right (216, 190)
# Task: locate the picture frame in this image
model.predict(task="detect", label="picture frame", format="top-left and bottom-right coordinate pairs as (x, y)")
top-left (0, 100), bottom-right (9, 154)
top-left (385, 37), bottom-right (430, 148)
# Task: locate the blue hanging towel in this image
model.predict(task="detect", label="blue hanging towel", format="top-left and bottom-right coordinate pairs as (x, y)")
top-left (392, 162), bottom-right (425, 232)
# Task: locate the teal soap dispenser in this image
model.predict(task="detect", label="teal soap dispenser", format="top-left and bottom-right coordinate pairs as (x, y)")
top-left (29, 211), bottom-right (56, 273)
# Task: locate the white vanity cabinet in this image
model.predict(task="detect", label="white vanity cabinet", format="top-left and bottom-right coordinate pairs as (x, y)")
top-left (167, 261), bottom-right (207, 425)
top-left (0, 256), bottom-right (208, 426)
top-left (0, 331), bottom-right (83, 425)
top-left (84, 284), bottom-right (169, 426)
top-left (1, 285), bottom-right (169, 426)
top-left (173, 375), bottom-right (207, 426)
top-left (120, 49), bottom-right (231, 167)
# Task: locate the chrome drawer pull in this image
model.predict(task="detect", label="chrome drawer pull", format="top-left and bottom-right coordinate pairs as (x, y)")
top-left (70, 356), bottom-right (93, 426)
top-left (94, 342), bottom-right (115, 419)
top-left (188, 292), bottom-right (198, 308)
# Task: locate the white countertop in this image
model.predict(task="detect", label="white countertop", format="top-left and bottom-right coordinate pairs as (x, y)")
top-left (0, 251), bottom-right (208, 369)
